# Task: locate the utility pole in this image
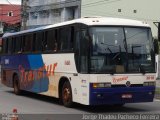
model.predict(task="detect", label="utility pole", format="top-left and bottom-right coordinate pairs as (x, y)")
top-left (21, 0), bottom-right (28, 30)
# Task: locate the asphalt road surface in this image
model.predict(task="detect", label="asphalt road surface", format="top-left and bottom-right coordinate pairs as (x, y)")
top-left (0, 83), bottom-right (160, 120)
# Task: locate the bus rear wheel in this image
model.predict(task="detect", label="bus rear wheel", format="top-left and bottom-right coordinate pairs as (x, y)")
top-left (62, 81), bottom-right (73, 107)
top-left (13, 75), bottom-right (21, 95)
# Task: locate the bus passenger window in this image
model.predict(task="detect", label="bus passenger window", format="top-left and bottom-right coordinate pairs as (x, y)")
top-left (59, 27), bottom-right (74, 51)
top-left (46, 29), bottom-right (55, 52)
top-left (23, 34), bottom-right (33, 53)
top-left (54, 42), bottom-right (58, 52)
top-left (2, 39), bottom-right (8, 54)
top-left (8, 38), bottom-right (12, 54)
top-left (80, 29), bottom-right (88, 73)
top-left (35, 32), bottom-right (43, 52)
top-left (42, 31), bottom-right (48, 51)
top-left (15, 37), bottom-right (22, 53)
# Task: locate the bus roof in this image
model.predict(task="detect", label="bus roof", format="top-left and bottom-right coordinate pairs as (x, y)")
top-left (3, 17), bottom-right (150, 38)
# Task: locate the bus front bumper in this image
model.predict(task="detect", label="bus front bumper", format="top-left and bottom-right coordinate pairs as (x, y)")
top-left (89, 86), bottom-right (155, 105)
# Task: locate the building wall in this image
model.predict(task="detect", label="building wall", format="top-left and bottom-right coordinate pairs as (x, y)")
top-left (25, 0), bottom-right (160, 37)
top-left (25, 0), bottom-right (81, 29)
top-left (0, 4), bottom-right (21, 33)
top-left (81, 0), bottom-right (160, 37)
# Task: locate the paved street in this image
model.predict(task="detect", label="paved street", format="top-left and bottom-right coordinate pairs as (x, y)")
top-left (0, 82), bottom-right (160, 115)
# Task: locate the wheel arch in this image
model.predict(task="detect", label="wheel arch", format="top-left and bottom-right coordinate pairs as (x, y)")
top-left (58, 76), bottom-right (71, 99)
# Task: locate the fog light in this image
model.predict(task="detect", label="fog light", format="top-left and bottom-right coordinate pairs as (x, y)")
top-left (93, 83), bottom-right (111, 88)
top-left (143, 82), bottom-right (156, 86)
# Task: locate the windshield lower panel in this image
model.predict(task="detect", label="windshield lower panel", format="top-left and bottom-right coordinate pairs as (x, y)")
top-left (89, 27), bottom-right (155, 74)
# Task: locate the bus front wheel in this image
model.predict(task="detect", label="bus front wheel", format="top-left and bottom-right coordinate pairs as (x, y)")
top-left (62, 81), bottom-right (73, 107)
top-left (13, 75), bottom-right (21, 95)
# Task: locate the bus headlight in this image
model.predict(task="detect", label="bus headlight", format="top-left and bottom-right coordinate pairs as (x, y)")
top-left (92, 83), bottom-right (111, 88)
top-left (143, 82), bottom-right (156, 86)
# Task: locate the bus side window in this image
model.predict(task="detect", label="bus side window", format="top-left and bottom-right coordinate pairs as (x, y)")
top-left (46, 29), bottom-right (55, 52)
top-left (42, 31), bottom-right (48, 52)
top-left (59, 26), bottom-right (74, 52)
top-left (54, 29), bottom-right (58, 52)
top-left (32, 33), bottom-right (36, 52)
top-left (35, 32), bottom-right (43, 52)
top-left (70, 26), bottom-right (74, 50)
top-left (22, 35), bottom-right (25, 52)
top-left (2, 38), bottom-right (8, 54)
top-left (8, 38), bottom-right (12, 54)
top-left (80, 29), bottom-right (88, 73)
top-left (75, 31), bottom-right (80, 72)
top-left (27, 34), bottom-right (33, 52)
top-left (12, 37), bottom-right (15, 53)
top-left (23, 35), bottom-right (27, 52)
top-left (15, 36), bottom-right (22, 53)
top-left (59, 28), bottom-right (65, 51)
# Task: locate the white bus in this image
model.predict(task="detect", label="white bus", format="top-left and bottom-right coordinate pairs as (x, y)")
top-left (1, 17), bottom-right (158, 107)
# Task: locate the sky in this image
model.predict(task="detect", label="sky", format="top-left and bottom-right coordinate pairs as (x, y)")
top-left (0, 0), bottom-right (21, 5)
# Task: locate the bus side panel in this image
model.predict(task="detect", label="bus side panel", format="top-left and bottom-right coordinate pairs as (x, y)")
top-left (27, 54), bottom-right (49, 93)
top-left (70, 74), bottom-right (90, 105)
top-left (1, 55), bottom-right (23, 88)
top-left (1, 54), bottom-right (50, 93)
top-left (39, 54), bottom-right (90, 105)
top-left (39, 54), bottom-right (78, 98)
top-left (1, 53), bottom-right (90, 105)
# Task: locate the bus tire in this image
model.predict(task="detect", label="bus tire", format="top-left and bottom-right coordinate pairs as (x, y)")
top-left (13, 75), bottom-right (21, 95)
top-left (62, 81), bottom-right (73, 107)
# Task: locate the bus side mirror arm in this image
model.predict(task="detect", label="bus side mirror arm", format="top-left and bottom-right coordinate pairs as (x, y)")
top-left (154, 39), bottom-right (159, 54)
top-left (158, 23), bottom-right (160, 41)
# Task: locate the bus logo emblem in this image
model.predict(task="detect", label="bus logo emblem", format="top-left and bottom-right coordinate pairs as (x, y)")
top-left (126, 81), bottom-right (131, 87)
top-left (65, 60), bottom-right (70, 65)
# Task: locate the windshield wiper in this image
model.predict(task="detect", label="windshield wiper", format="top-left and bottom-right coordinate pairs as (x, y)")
top-left (101, 42), bottom-right (117, 47)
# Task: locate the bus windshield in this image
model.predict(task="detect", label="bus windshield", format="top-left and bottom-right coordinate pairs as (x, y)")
top-left (89, 27), bottom-right (155, 74)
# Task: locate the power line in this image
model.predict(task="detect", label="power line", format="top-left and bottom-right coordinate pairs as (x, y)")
top-left (84, 9), bottom-right (158, 21)
top-left (82, 0), bottom-right (109, 6)
top-left (5, 0), bottom-right (19, 8)
top-left (21, 0), bottom-right (159, 29)
top-left (82, 0), bottom-right (123, 8)
top-left (82, 0), bottom-right (120, 7)
top-left (5, 0), bottom-right (20, 6)
top-left (26, 0), bottom-right (122, 14)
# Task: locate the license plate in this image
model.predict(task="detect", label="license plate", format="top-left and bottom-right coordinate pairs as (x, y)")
top-left (122, 94), bottom-right (132, 99)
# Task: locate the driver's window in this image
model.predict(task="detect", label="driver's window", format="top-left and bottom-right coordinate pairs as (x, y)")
top-left (80, 29), bottom-right (88, 73)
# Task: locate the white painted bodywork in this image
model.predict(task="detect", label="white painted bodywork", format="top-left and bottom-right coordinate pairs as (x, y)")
top-left (2, 17), bottom-right (155, 105)
top-left (39, 53), bottom-right (156, 105)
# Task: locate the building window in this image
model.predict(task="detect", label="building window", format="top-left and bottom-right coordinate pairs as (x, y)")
top-left (52, 9), bottom-right (61, 17)
top-left (39, 10), bottom-right (49, 18)
top-left (31, 12), bottom-right (38, 19)
top-left (8, 11), bottom-right (13, 16)
top-left (133, 10), bottom-right (137, 13)
top-left (118, 9), bottom-right (121, 12)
